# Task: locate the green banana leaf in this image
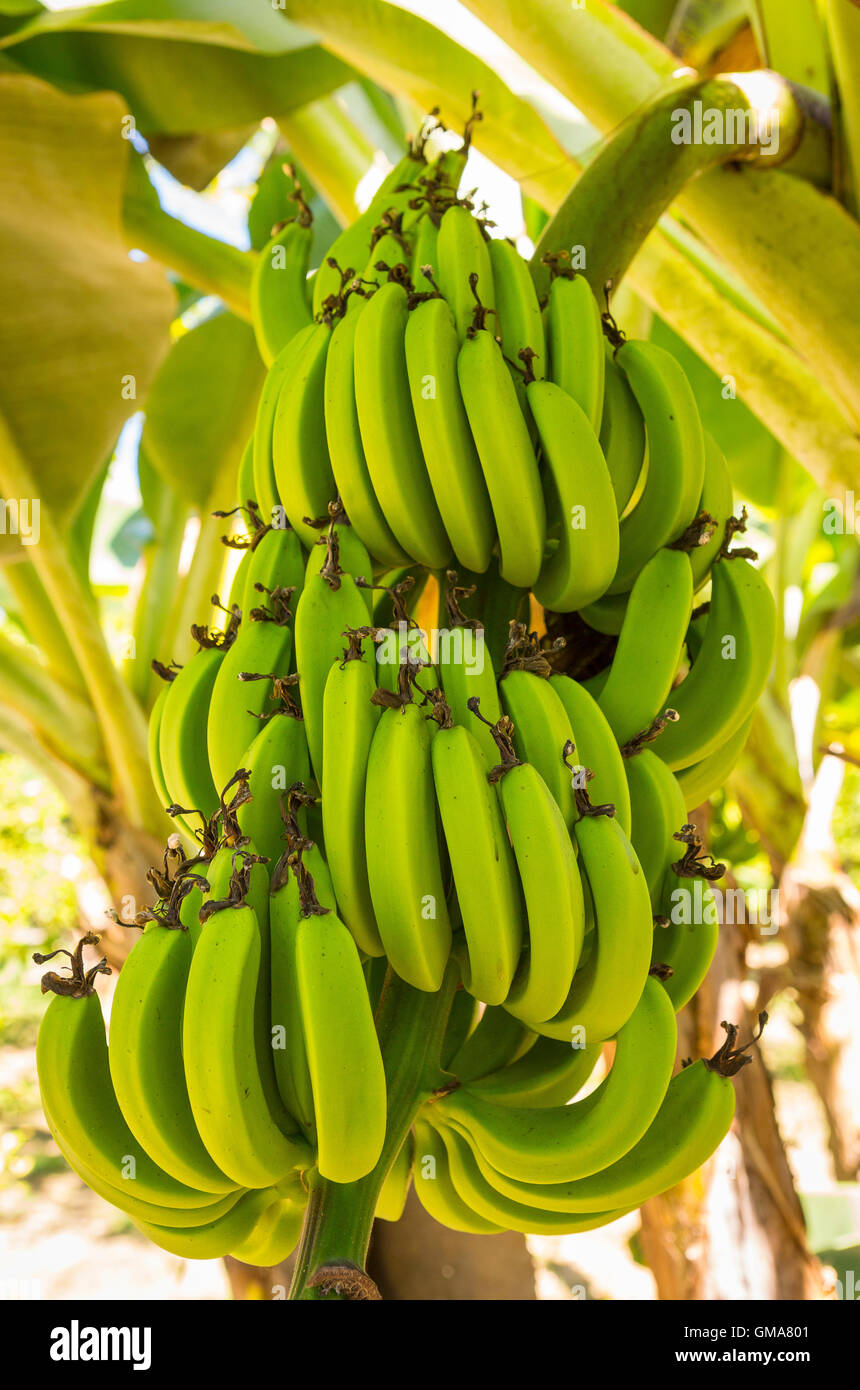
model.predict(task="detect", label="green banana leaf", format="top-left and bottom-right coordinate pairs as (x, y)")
top-left (0, 73), bottom-right (172, 551)
top-left (140, 308), bottom-right (263, 515)
top-left (0, 0), bottom-right (353, 134)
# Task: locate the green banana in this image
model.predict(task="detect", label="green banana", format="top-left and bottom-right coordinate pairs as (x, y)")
top-left (321, 629), bottom-right (384, 956)
top-left (608, 338), bottom-right (706, 594)
top-left (488, 237), bottom-right (545, 378)
top-left (467, 1036), bottom-right (601, 1109)
top-left (206, 591), bottom-right (294, 795)
top-left (295, 858), bottom-right (387, 1183)
top-left (237, 433), bottom-right (256, 510)
top-left (623, 747), bottom-right (688, 911)
top-left (429, 701), bottom-right (524, 1005)
top-left (549, 673), bottom-right (632, 836)
top-left (305, 517), bottom-right (371, 602)
top-left (236, 695), bottom-right (310, 866)
top-left (457, 1034), bottom-right (747, 1214)
top-left (435, 976), bottom-right (676, 1183)
top-left (654, 557), bottom-right (776, 771)
top-left (446, 1003), bottom-right (534, 1084)
top-left (251, 198), bottom-right (313, 366)
top-left (527, 378), bottom-right (619, 612)
top-left (458, 325), bottom-right (546, 588)
top-left (364, 684), bottom-right (452, 992)
top-left (546, 272), bottom-right (605, 430)
top-left (498, 667), bottom-right (577, 827)
top-left (108, 914), bottom-right (238, 1196)
top-left (691, 433), bottom-right (735, 591)
top-left (412, 1120), bottom-right (503, 1234)
top-left (405, 294), bottom-right (496, 573)
top-left (354, 278), bottom-right (451, 568)
top-left (293, 530), bottom-right (370, 788)
top-left (597, 547), bottom-right (693, 746)
top-left (532, 782), bottom-right (653, 1044)
top-left (253, 323), bottom-right (316, 523)
top-left (272, 320), bottom-right (337, 549)
top-left (183, 897), bottom-right (311, 1188)
top-left (375, 1133), bottom-right (414, 1223)
top-left (675, 712), bottom-right (754, 810)
top-left (36, 986), bottom-right (225, 1209)
top-left (599, 345), bottom-right (645, 517)
top-left (436, 575), bottom-right (501, 770)
top-left (242, 523), bottom-right (305, 620)
top-left (229, 1190), bottom-right (306, 1266)
top-left (159, 640), bottom-right (230, 820)
top-left (432, 1123), bottom-right (631, 1235)
top-left (441, 987), bottom-right (482, 1070)
top-left (324, 295), bottom-right (409, 568)
top-left (134, 1187), bottom-right (279, 1261)
top-left (435, 203), bottom-right (495, 341)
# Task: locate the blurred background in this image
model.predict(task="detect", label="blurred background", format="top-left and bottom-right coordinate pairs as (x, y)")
top-left (0, 0), bottom-right (858, 1300)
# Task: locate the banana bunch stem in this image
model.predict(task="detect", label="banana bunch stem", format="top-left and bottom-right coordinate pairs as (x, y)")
top-left (289, 962), bottom-right (459, 1301)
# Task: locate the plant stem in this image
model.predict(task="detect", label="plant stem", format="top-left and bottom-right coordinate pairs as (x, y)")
top-left (289, 962), bottom-right (459, 1300)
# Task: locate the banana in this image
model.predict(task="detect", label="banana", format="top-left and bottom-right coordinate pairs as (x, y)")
top-left (229, 1190), bottom-right (306, 1266)
top-left (412, 1120), bottom-right (503, 1234)
top-left (599, 345), bottom-right (645, 516)
top-left (364, 681), bottom-right (452, 992)
top-left (467, 1036), bottom-right (601, 1109)
top-left (183, 895), bottom-right (311, 1188)
top-left (108, 913), bottom-right (238, 1196)
top-left (469, 706), bottom-right (585, 1024)
top-left (353, 278), bottom-right (451, 568)
top-left (242, 523), bottom-right (306, 620)
top-left (458, 325), bottom-right (546, 588)
top-left (236, 695), bottom-right (310, 866)
top-left (405, 295), bottom-right (495, 573)
top-left (432, 1123), bottom-right (630, 1234)
top-left (675, 712), bottom-right (754, 811)
top-left (321, 630), bottom-right (384, 956)
top-left (305, 516), bottom-right (371, 601)
top-left (36, 984), bottom-right (226, 1209)
top-left (623, 748), bottom-right (688, 911)
top-left (312, 150), bottom-right (427, 313)
top-left (436, 575), bottom-right (501, 770)
top-left (159, 640), bottom-right (231, 820)
top-left (435, 203), bottom-right (495, 341)
top-left (270, 835), bottom-right (337, 1141)
top-left (253, 323), bottom-right (316, 523)
top-left (691, 433), bottom-right (734, 591)
top-left (446, 1003), bottom-right (534, 1083)
top-left (546, 272), bottom-right (605, 430)
top-left (527, 378), bottom-right (619, 612)
top-left (441, 987), bottom-right (482, 1070)
top-left (134, 1187), bottom-right (280, 1261)
top-left (324, 295), bottom-right (410, 569)
top-left (237, 434), bottom-right (256, 509)
top-left (251, 195), bottom-right (313, 366)
top-left (148, 673), bottom-right (177, 814)
top-left (206, 591), bottom-right (294, 795)
top-left (548, 673), bottom-right (632, 836)
top-left (498, 667), bottom-right (577, 827)
top-left (653, 829), bottom-right (722, 1012)
top-left (434, 975), bottom-right (675, 1183)
top-left (607, 338), bottom-right (706, 594)
top-left (429, 698), bottom-right (524, 1005)
top-left (654, 556), bottom-right (776, 771)
top-left (488, 237), bottom-right (545, 380)
top-left (376, 1133), bottom-right (414, 1223)
top-left (480, 561), bottom-right (529, 671)
top-left (293, 530), bottom-right (371, 787)
top-left (294, 854), bottom-right (387, 1184)
top-left (456, 1029), bottom-right (749, 1214)
top-left (411, 216), bottom-right (438, 281)
top-left (272, 320), bottom-right (337, 549)
top-left (531, 778), bottom-right (653, 1044)
top-left (596, 548), bottom-right (693, 746)
top-left (44, 1102), bottom-right (241, 1228)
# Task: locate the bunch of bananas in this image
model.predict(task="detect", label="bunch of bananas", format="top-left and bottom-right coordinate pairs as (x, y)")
top-left (34, 112), bottom-right (778, 1278)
